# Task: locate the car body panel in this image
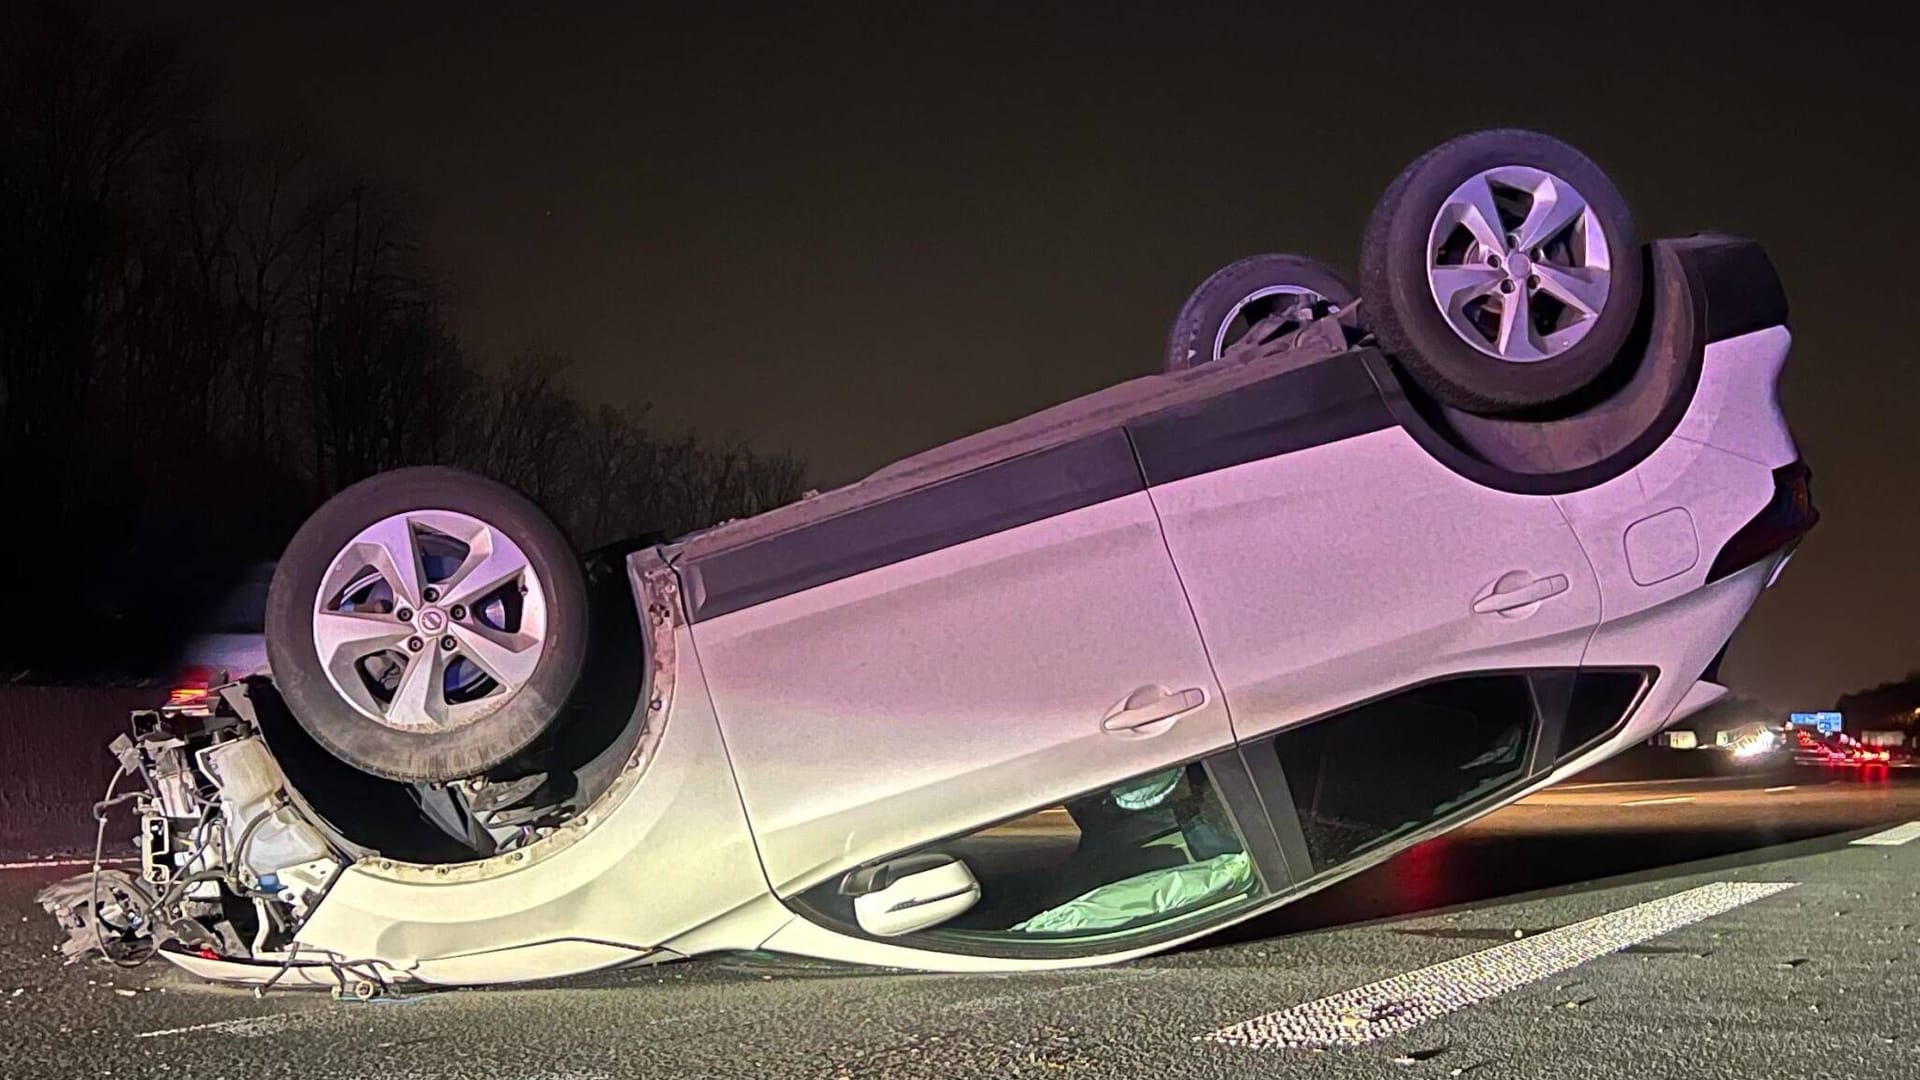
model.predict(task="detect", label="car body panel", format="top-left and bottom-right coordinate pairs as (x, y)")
top-left (1149, 425), bottom-right (1601, 743)
top-left (751, 562), bottom-right (1788, 973)
top-left (1547, 555), bottom-right (1780, 778)
top-left (1554, 436), bottom-right (1776, 627)
top-left (292, 567), bottom-right (788, 983)
top-left (1673, 326), bottom-right (1795, 469)
top-left (691, 488), bottom-right (1236, 897)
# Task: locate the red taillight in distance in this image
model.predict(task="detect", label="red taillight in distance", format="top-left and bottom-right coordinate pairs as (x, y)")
top-left (166, 665), bottom-right (222, 712)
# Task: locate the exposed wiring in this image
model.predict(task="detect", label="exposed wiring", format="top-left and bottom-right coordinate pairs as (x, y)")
top-left (88, 758), bottom-right (388, 997)
top-left (225, 798), bottom-right (280, 891)
top-left (249, 946), bottom-right (393, 1002)
top-left (253, 940), bottom-right (302, 998)
top-left (88, 765), bottom-right (153, 968)
top-left (83, 724), bottom-right (326, 979)
top-left (325, 956), bottom-right (393, 1000)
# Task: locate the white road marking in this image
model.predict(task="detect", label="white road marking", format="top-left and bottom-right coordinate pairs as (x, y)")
top-left (1851, 821), bottom-right (1920, 847)
top-left (1549, 776), bottom-right (1718, 792)
top-left (1765, 785), bottom-right (1797, 794)
top-left (1204, 880), bottom-right (1797, 1049)
top-left (136, 1013), bottom-right (317, 1039)
top-left (1620, 795), bottom-right (1696, 807)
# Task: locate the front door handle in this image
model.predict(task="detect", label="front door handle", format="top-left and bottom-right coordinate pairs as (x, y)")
top-left (1472, 572), bottom-right (1570, 615)
top-left (1102, 686), bottom-right (1206, 733)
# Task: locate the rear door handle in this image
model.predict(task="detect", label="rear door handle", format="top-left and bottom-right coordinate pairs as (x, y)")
top-left (1102, 686), bottom-right (1206, 733)
top-left (1472, 573), bottom-right (1570, 615)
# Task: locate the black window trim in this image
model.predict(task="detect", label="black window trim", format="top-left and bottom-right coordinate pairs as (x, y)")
top-left (1242, 669), bottom-right (1547, 876)
top-left (780, 665), bottom-right (1662, 961)
top-left (781, 747), bottom-right (1291, 961)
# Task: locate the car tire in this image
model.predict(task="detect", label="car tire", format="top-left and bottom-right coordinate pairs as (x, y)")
top-left (1360, 129), bottom-right (1642, 414)
top-left (1164, 253), bottom-right (1357, 372)
top-left (265, 467), bottom-right (589, 783)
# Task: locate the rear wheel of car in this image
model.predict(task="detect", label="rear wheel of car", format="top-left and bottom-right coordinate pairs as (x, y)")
top-left (1164, 253), bottom-right (1357, 372)
top-left (265, 467), bottom-right (589, 783)
top-left (1360, 129), bottom-right (1642, 414)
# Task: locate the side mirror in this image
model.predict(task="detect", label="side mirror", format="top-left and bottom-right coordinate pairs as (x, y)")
top-left (842, 853), bottom-right (981, 938)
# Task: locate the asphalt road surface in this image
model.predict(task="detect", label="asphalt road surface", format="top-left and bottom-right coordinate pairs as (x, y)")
top-left (4, 765), bottom-right (1918, 1079)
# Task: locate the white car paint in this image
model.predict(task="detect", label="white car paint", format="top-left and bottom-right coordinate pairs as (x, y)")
top-left (1148, 425), bottom-right (1601, 744)
top-left (691, 490), bottom-right (1235, 898)
top-left (190, 285), bottom-right (1803, 984)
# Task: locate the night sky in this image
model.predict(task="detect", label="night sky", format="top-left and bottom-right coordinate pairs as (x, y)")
top-left (102, 2), bottom-right (1915, 710)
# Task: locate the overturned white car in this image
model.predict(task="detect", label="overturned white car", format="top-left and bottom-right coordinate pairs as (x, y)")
top-left (44, 129), bottom-right (1814, 989)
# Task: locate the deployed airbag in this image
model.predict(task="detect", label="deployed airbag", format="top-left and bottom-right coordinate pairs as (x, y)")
top-left (1010, 851), bottom-right (1253, 934)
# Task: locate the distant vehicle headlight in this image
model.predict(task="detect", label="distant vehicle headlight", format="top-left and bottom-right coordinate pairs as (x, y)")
top-left (1731, 730), bottom-right (1778, 759)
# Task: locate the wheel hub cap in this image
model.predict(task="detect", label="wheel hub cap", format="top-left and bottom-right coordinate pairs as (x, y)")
top-left (311, 509), bottom-right (548, 735)
top-left (1425, 165), bottom-right (1612, 364)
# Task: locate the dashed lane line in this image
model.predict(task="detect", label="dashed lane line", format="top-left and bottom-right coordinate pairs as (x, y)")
top-left (136, 1013), bottom-right (319, 1039)
top-left (1203, 880), bottom-right (1797, 1049)
top-left (1850, 821), bottom-right (1920, 846)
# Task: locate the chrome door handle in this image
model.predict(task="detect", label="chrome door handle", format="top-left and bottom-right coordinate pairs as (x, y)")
top-left (1472, 573), bottom-right (1570, 614)
top-left (1102, 686), bottom-right (1206, 732)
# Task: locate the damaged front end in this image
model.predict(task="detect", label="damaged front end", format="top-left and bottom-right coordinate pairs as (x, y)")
top-left (36, 691), bottom-right (365, 990)
top-left (36, 678), bottom-right (615, 993)
top-left (38, 551), bottom-right (673, 992)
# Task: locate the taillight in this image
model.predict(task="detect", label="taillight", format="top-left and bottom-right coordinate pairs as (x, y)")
top-left (1707, 460), bottom-right (1818, 583)
top-left (167, 665), bottom-right (220, 710)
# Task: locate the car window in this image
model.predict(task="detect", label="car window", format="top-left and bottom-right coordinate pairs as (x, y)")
top-left (1252, 673), bottom-right (1537, 871)
top-left (918, 762), bottom-right (1265, 944)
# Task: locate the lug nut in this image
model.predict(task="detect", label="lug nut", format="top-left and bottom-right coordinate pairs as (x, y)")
top-left (1499, 279), bottom-right (1516, 294)
top-left (1527, 273), bottom-right (1541, 289)
top-left (423, 586), bottom-right (440, 603)
top-left (1486, 253), bottom-right (1502, 269)
top-left (450, 604), bottom-right (467, 620)
top-left (1505, 232), bottom-right (1520, 249)
top-left (407, 636), bottom-right (424, 652)
top-left (396, 608), bottom-right (413, 623)
top-left (441, 635), bottom-right (458, 651)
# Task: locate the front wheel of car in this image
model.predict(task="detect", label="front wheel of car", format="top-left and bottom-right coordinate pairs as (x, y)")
top-left (1360, 128), bottom-right (1643, 414)
top-left (264, 467), bottom-right (589, 783)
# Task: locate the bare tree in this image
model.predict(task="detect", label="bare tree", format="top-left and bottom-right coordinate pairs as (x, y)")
top-left (0, 6), bottom-right (809, 680)
top-left (0, 4), bottom-right (207, 473)
top-left (294, 178), bottom-right (464, 489)
top-left (227, 131), bottom-right (315, 461)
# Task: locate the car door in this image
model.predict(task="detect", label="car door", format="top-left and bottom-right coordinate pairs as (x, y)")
top-left (1128, 368), bottom-right (1602, 747)
top-left (681, 430), bottom-right (1236, 900)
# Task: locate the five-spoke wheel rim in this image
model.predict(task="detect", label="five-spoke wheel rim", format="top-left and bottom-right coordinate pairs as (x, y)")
top-left (312, 510), bottom-right (548, 734)
top-left (1425, 165), bottom-right (1612, 363)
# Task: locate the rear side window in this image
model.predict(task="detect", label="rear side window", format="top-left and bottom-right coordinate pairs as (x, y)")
top-left (1556, 670), bottom-right (1650, 761)
top-left (1259, 674), bottom-right (1536, 870)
